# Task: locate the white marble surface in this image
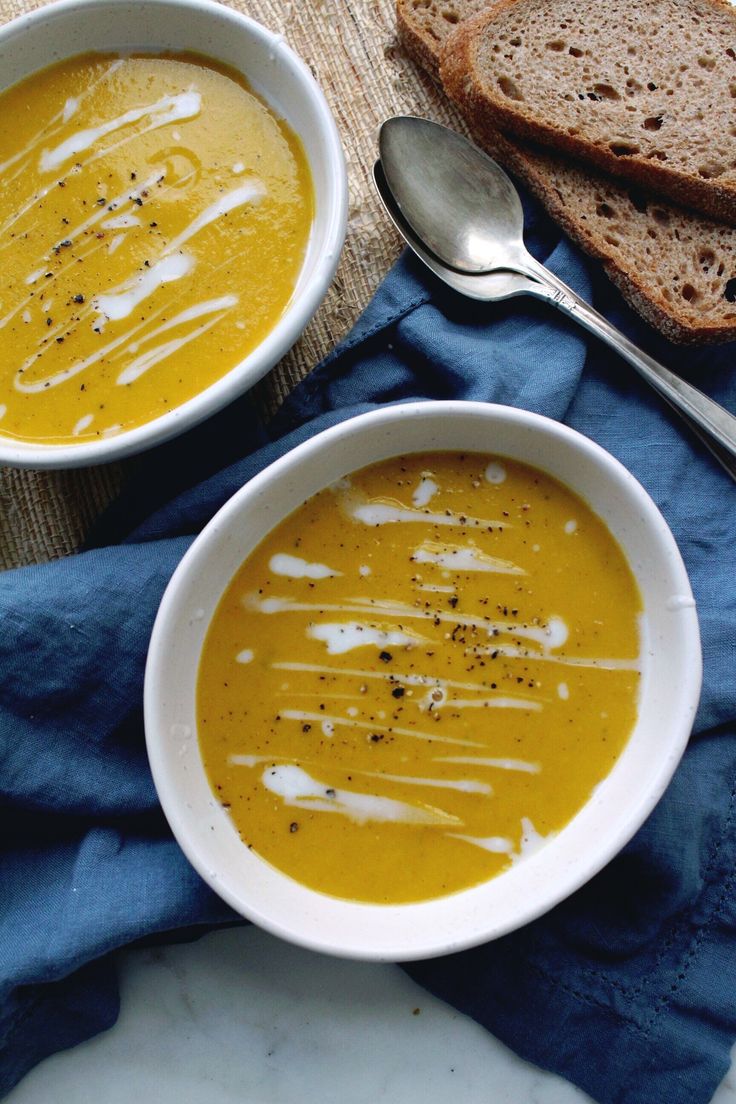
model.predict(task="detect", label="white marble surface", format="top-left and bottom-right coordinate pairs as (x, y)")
top-left (6, 925), bottom-right (736, 1104)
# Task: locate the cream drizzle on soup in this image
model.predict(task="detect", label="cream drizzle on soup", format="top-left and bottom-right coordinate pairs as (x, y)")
top-left (197, 453), bottom-right (642, 904)
top-left (0, 52), bottom-right (312, 444)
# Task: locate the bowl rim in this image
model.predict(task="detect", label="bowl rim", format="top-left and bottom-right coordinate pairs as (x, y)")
top-left (0, 0), bottom-right (347, 468)
top-left (144, 400), bottom-right (703, 960)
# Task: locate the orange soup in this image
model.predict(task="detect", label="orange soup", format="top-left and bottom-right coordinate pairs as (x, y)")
top-left (0, 52), bottom-right (312, 443)
top-left (197, 453), bottom-right (642, 904)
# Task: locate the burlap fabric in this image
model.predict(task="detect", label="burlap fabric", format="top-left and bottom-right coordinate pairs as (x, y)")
top-left (0, 0), bottom-right (467, 570)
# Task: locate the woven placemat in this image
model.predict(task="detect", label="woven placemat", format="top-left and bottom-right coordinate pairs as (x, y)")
top-left (0, 0), bottom-right (465, 570)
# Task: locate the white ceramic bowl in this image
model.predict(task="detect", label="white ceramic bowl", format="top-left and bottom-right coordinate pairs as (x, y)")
top-left (0, 0), bottom-right (347, 468)
top-left (145, 401), bottom-right (702, 961)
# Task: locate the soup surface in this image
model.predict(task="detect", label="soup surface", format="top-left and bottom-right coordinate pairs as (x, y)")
top-left (0, 52), bottom-right (312, 444)
top-left (197, 452), bottom-right (642, 904)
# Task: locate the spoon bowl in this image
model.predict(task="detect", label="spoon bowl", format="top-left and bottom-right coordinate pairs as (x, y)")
top-left (373, 160), bottom-right (537, 304)
top-left (379, 116), bottom-right (527, 276)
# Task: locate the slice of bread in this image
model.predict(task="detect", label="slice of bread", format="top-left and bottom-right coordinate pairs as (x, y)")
top-left (439, 0), bottom-right (736, 223)
top-left (473, 130), bottom-right (736, 344)
top-left (397, 0), bottom-right (736, 343)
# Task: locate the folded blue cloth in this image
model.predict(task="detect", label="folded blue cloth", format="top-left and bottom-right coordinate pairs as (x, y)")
top-left (1, 188), bottom-right (735, 1104)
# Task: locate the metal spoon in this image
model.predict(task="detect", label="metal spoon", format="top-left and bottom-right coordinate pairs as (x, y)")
top-left (377, 116), bottom-right (736, 478)
top-left (374, 160), bottom-right (736, 478)
top-left (373, 161), bottom-right (545, 305)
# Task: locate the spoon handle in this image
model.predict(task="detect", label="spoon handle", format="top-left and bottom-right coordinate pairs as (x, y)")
top-left (525, 274), bottom-right (736, 477)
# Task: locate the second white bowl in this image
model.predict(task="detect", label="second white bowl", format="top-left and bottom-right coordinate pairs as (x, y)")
top-left (144, 400), bottom-right (701, 961)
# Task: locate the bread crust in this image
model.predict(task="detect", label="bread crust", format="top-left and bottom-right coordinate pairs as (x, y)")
top-left (396, 0), bottom-right (442, 80)
top-left (397, 0), bottom-right (491, 81)
top-left (439, 0), bottom-right (736, 225)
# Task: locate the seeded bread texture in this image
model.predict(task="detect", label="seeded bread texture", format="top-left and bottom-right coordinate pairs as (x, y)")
top-left (397, 0), bottom-right (736, 342)
top-left (440, 0), bottom-right (736, 223)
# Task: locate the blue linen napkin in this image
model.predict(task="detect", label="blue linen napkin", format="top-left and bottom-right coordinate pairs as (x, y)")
top-left (1, 186), bottom-right (735, 1104)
